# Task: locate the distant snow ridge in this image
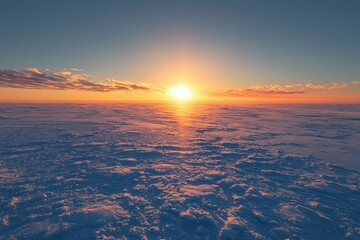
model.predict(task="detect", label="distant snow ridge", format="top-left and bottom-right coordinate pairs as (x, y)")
top-left (0, 103), bottom-right (359, 240)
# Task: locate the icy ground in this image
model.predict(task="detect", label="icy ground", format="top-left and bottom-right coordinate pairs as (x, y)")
top-left (0, 103), bottom-right (359, 240)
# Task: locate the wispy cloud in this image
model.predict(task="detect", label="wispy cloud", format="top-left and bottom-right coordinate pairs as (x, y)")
top-left (210, 82), bottom-right (351, 97)
top-left (25, 67), bottom-right (42, 74)
top-left (224, 84), bottom-right (305, 97)
top-left (0, 68), bottom-right (163, 92)
top-left (304, 82), bottom-right (348, 90)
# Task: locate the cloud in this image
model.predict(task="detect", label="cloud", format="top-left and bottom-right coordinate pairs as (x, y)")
top-left (0, 68), bottom-right (163, 93)
top-left (352, 80), bottom-right (360, 85)
top-left (70, 68), bottom-right (83, 71)
top-left (304, 82), bottom-right (348, 90)
top-left (210, 82), bottom-right (350, 97)
top-left (210, 84), bottom-right (305, 97)
top-left (227, 88), bottom-right (304, 97)
top-left (25, 67), bottom-right (42, 74)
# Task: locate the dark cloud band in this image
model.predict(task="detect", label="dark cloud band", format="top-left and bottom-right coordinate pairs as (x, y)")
top-left (0, 68), bottom-right (161, 92)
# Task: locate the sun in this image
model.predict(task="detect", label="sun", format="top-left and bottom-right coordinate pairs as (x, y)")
top-left (168, 85), bottom-right (192, 100)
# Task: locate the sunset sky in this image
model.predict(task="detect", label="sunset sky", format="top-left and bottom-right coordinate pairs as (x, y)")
top-left (0, 0), bottom-right (359, 102)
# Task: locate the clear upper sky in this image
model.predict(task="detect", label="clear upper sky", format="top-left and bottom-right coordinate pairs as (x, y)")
top-left (0, 0), bottom-right (359, 102)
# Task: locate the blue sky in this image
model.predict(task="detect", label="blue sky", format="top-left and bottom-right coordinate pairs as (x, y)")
top-left (1, 0), bottom-right (360, 90)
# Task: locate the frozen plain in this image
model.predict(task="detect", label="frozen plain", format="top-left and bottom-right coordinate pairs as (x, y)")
top-left (0, 103), bottom-right (359, 240)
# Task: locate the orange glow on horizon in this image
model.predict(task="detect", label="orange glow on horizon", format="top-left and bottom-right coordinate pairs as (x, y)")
top-left (0, 84), bottom-right (359, 103)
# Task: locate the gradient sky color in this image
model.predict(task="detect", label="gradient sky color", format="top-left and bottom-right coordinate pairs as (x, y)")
top-left (1, 0), bottom-right (359, 102)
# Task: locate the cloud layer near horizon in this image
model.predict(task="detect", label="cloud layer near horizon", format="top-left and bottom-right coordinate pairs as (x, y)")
top-left (211, 82), bottom-right (350, 97)
top-left (0, 67), bottom-right (357, 97)
top-left (0, 68), bottom-right (162, 93)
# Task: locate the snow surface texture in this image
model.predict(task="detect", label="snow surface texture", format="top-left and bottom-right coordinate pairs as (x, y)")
top-left (0, 103), bottom-right (359, 240)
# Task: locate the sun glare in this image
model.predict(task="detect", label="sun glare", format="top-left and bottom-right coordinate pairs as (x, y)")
top-left (169, 85), bottom-right (192, 100)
